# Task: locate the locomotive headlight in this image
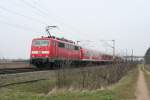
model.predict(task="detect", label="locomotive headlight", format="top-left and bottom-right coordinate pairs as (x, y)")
top-left (42, 51), bottom-right (49, 54)
top-left (32, 51), bottom-right (38, 54)
top-left (31, 51), bottom-right (49, 54)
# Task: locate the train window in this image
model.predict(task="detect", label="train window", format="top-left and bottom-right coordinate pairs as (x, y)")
top-left (68, 44), bottom-right (71, 49)
top-left (70, 45), bottom-right (74, 50)
top-left (65, 44), bottom-right (67, 48)
top-left (32, 40), bottom-right (49, 46)
top-left (58, 42), bottom-right (65, 48)
top-left (69, 45), bottom-right (72, 49)
top-left (65, 44), bottom-right (69, 49)
top-left (75, 46), bottom-right (79, 50)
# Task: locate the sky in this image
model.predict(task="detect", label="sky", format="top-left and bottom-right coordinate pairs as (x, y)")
top-left (0, 0), bottom-right (150, 59)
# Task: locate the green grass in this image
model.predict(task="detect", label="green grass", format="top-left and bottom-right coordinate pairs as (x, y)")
top-left (0, 66), bottom-right (138, 100)
top-left (144, 64), bottom-right (150, 72)
top-left (143, 64), bottom-right (150, 95)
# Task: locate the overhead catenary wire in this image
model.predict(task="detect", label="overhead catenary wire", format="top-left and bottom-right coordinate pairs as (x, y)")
top-left (1, 0), bottom-right (87, 40)
top-left (21, 0), bottom-right (52, 18)
top-left (33, 0), bottom-right (86, 34)
top-left (19, 0), bottom-right (86, 39)
top-left (0, 4), bottom-right (48, 25)
top-left (20, 0), bottom-right (61, 28)
top-left (0, 18), bottom-right (39, 32)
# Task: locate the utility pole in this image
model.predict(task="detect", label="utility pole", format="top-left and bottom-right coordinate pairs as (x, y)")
top-left (131, 49), bottom-right (133, 62)
top-left (100, 40), bottom-right (115, 61)
top-left (112, 40), bottom-right (115, 60)
top-left (77, 39), bottom-right (116, 61)
top-left (126, 49), bottom-right (128, 62)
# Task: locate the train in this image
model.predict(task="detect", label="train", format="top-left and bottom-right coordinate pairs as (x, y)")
top-left (30, 36), bottom-right (114, 68)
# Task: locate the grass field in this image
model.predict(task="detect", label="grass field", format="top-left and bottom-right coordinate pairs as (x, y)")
top-left (0, 62), bottom-right (31, 69)
top-left (0, 65), bottom-right (138, 100)
top-left (143, 64), bottom-right (150, 96)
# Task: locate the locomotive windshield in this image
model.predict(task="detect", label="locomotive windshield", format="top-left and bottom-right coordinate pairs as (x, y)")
top-left (32, 40), bottom-right (49, 46)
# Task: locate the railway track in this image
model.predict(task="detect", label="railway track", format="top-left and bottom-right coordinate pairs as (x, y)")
top-left (0, 68), bottom-right (40, 75)
top-left (0, 68), bottom-right (54, 88)
top-left (0, 79), bottom-right (47, 88)
top-left (0, 64), bottom-right (111, 75)
top-left (0, 61), bottom-right (116, 75)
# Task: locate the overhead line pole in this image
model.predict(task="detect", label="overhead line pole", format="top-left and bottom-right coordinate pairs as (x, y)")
top-left (77, 39), bottom-right (116, 61)
top-left (112, 40), bottom-right (115, 60)
top-left (131, 49), bottom-right (133, 62)
top-left (99, 40), bottom-right (115, 61)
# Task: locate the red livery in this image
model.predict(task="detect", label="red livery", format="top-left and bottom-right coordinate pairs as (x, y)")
top-left (30, 36), bottom-right (113, 68)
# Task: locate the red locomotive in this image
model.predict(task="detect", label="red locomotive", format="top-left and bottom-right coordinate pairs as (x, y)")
top-left (30, 36), bottom-right (113, 68)
top-left (30, 26), bottom-right (113, 68)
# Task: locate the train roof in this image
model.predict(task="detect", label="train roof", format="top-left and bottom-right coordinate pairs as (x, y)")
top-left (81, 47), bottom-right (112, 56)
top-left (33, 36), bottom-right (79, 46)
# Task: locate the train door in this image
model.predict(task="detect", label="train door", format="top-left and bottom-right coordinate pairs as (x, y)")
top-left (52, 40), bottom-right (58, 58)
top-left (55, 41), bottom-right (58, 58)
top-left (54, 41), bottom-right (58, 58)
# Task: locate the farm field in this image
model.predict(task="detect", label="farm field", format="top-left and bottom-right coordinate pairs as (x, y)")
top-left (0, 62), bottom-right (31, 69)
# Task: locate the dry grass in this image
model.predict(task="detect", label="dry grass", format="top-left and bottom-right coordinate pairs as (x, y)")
top-left (0, 64), bottom-right (138, 100)
top-left (143, 64), bottom-right (150, 96)
top-left (0, 62), bottom-right (32, 69)
top-left (54, 63), bottom-right (137, 90)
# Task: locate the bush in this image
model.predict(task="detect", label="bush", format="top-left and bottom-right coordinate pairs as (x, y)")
top-left (55, 63), bottom-right (137, 90)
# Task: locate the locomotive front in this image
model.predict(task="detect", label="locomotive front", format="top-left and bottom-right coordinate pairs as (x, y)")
top-left (30, 38), bottom-right (51, 67)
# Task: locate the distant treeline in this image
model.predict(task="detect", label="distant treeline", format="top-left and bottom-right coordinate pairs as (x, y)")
top-left (145, 48), bottom-right (150, 64)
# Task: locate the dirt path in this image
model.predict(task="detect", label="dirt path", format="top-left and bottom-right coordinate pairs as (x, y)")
top-left (136, 67), bottom-right (150, 100)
